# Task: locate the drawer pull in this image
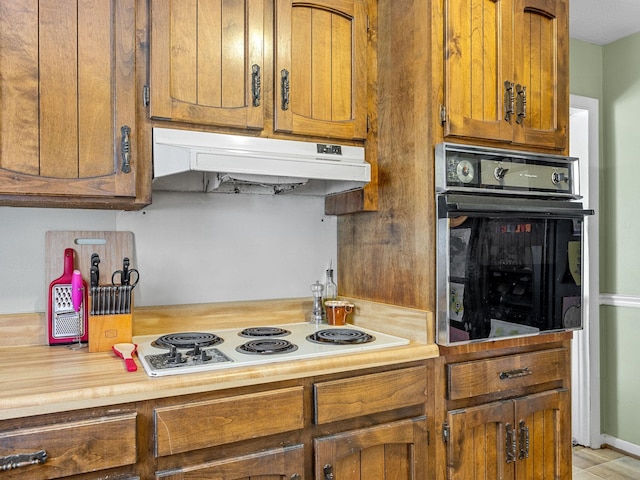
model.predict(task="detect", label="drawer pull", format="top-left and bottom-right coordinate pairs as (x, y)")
top-left (499, 367), bottom-right (532, 380)
top-left (0, 450), bottom-right (47, 471)
top-left (323, 464), bottom-right (334, 480)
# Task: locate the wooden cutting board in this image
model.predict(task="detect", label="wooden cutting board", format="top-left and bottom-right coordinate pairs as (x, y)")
top-left (45, 231), bottom-right (136, 289)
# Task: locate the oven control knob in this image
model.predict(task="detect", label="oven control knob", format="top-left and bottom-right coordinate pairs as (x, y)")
top-left (456, 160), bottom-right (475, 183)
top-left (494, 166), bottom-right (509, 180)
top-left (552, 171), bottom-right (568, 185)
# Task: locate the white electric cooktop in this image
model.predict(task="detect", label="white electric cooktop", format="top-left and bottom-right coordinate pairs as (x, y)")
top-left (133, 322), bottom-right (409, 377)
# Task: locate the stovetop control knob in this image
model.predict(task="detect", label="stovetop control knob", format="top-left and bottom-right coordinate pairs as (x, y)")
top-left (494, 166), bottom-right (509, 180)
top-left (167, 345), bottom-right (185, 364)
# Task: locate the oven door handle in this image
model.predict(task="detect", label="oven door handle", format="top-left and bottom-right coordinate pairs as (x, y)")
top-left (440, 196), bottom-right (594, 218)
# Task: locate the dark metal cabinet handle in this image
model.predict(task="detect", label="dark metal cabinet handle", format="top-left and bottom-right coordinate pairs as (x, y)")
top-left (323, 464), bottom-right (334, 480)
top-left (0, 450), bottom-right (47, 471)
top-left (499, 367), bottom-right (532, 379)
top-left (516, 84), bottom-right (527, 124)
top-left (251, 64), bottom-right (261, 107)
top-left (505, 424), bottom-right (517, 464)
top-left (120, 125), bottom-right (132, 174)
top-left (519, 420), bottom-right (530, 459)
top-left (281, 69), bottom-right (290, 111)
top-left (504, 80), bottom-right (515, 122)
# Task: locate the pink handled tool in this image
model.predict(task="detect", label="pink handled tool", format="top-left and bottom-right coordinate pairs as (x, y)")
top-left (112, 343), bottom-right (138, 372)
top-left (71, 270), bottom-right (83, 312)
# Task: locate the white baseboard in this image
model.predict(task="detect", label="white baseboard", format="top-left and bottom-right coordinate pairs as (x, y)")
top-left (601, 434), bottom-right (640, 457)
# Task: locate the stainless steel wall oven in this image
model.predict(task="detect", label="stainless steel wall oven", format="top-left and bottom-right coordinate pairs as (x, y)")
top-left (435, 143), bottom-right (593, 345)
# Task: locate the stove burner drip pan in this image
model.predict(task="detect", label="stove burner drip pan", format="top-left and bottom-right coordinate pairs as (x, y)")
top-left (238, 327), bottom-right (291, 338)
top-left (236, 339), bottom-right (298, 355)
top-left (153, 332), bottom-right (223, 349)
top-left (307, 328), bottom-right (375, 345)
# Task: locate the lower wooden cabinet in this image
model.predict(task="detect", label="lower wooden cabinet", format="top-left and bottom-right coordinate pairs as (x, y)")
top-left (2, 348), bottom-right (571, 479)
top-left (436, 336), bottom-right (573, 480)
top-left (0, 408), bottom-right (137, 479)
top-left (445, 389), bottom-right (570, 479)
top-left (152, 363), bottom-right (429, 479)
top-left (315, 416), bottom-right (428, 480)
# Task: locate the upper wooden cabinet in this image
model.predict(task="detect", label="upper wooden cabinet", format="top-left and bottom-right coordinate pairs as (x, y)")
top-left (149, 0), bottom-right (265, 130)
top-left (149, 0), bottom-right (367, 141)
top-left (274, 0), bottom-right (368, 140)
top-left (0, 0), bottom-right (144, 209)
top-left (442, 0), bottom-right (568, 151)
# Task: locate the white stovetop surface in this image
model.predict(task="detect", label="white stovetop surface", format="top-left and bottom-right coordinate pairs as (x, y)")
top-left (133, 322), bottom-right (409, 377)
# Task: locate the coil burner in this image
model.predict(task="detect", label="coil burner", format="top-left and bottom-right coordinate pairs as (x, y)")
top-left (238, 327), bottom-right (291, 338)
top-left (306, 328), bottom-right (375, 345)
top-left (236, 339), bottom-right (298, 355)
top-left (152, 332), bottom-right (223, 350)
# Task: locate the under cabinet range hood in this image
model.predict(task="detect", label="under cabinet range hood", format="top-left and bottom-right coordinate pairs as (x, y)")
top-left (152, 128), bottom-right (371, 195)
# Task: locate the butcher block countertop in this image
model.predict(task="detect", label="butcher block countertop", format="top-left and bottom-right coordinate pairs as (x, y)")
top-left (0, 298), bottom-right (437, 420)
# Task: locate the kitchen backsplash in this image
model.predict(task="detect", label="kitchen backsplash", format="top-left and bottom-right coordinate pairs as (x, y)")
top-left (1, 192), bottom-right (337, 315)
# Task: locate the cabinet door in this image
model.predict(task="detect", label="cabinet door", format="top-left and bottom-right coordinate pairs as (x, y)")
top-left (512, 0), bottom-right (568, 150)
top-left (275, 0), bottom-right (367, 140)
top-left (155, 444), bottom-right (304, 479)
top-left (446, 401), bottom-right (515, 480)
top-left (149, 0), bottom-right (265, 129)
top-left (443, 0), bottom-right (514, 143)
top-left (315, 417), bottom-right (428, 480)
top-left (513, 389), bottom-right (571, 479)
top-left (0, 0), bottom-right (137, 201)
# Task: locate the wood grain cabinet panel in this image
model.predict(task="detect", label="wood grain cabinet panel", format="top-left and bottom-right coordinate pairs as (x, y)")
top-left (446, 389), bottom-right (570, 480)
top-left (0, 410), bottom-right (137, 479)
top-left (447, 347), bottom-right (568, 400)
top-left (314, 365), bottom-right (427, 424)
top-left (442, 0), bottom-right (568, 151)
top-left (154, 386), bottom-right (304, 456)
top-left (155, 444), bottom-right (305, 480)
top-left (275, 0), bottom-right (368, 140)
top-left (315, 417), bottom-right (428, 480)
top-left (149, 0), bottom-right (265, 130)
top-left (0, 0), bottom-right (142, 208)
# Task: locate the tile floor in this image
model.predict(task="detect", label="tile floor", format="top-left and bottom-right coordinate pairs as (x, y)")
top-left (573, 446), bottom-right (640, 479)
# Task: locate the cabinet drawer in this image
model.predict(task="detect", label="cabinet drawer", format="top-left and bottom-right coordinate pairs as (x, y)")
top-left (154, 386), bottom-right (304, 456)
top-left (0, 411), bottom-right (137, 479)
top-left (447, 347), bottom-right (569, 400)
top-left (314, 365), bottom-right (427, 424)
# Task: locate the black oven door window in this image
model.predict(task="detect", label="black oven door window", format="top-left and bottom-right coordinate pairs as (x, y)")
top-left (448, 215), bottom-right (583, 342)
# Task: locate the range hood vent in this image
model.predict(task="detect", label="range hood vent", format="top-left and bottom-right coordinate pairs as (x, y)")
top-left (152, 128), bottom-right (370, 195)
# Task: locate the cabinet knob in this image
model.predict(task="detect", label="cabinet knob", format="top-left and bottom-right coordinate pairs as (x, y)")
top-left (323, 464), bottom-right (334, 480)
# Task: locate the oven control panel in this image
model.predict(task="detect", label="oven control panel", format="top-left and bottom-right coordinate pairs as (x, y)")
top-left (435, 143), bottom-right (580, 198)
